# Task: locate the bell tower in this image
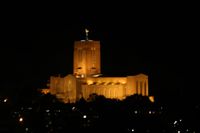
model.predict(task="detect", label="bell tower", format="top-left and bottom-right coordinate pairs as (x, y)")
top-left (73, 29), bottom-right (101, 78)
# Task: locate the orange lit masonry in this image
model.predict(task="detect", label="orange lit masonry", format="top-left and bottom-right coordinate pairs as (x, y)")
top-left (41, 32), bottom-right (154, 103)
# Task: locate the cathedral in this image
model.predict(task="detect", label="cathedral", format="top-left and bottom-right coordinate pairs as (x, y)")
top-left (42, 29), bottom-right (153, 103)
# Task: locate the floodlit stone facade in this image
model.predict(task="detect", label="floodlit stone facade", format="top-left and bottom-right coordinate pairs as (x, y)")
top-left (42, 34), bottom-right (151, 103)
top-left (73, 40), bottom-right (101, 78)
top-left (46, 74), bottom-right (148, 103)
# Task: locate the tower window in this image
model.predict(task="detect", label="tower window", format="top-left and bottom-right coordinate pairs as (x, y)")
top-left (91, 47), bottom-right (96, 50)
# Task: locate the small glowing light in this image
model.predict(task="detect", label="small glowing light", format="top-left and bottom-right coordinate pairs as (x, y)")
top-left (149, 96), bottom-right (154, 102)
top-left (3, 98), bottom-right (8, 102)
top-left (85, 28), bottom-right (89, 34)
top-left (72, 107), bottom-right (76, 110)
top-left (92, 74), bottom-right (102, 77)
top-left (149, 111), bottom-right (152, 114)
top-left (174, 120), bottom-right (177, 125)
top-left (186, 129), bottom-right (189, 132)
top-left (76, 75), bottom-right (80, 78)
top-left (19, 117), bottom-right (23, 122)
top-left (134, 110), bottom-right (138, 114)
top-left (131, 128), bottom-right (134, 132)
top-left (81, 74), bottom-right (84, 78)
top-left (121, 81), bottom-right (126, 84)
top-left (179, 119), bottom-right (182, 122)
top-left (46, 109), bottom-right (50, 112)
top-left (83, 115), bottom-right (87, 119)
top-left (177, 131), bottom-right (180, 133)
top-left (25, 128), bottom-right (29, 131)
top-left (41, 89), bottom-right (50, 94)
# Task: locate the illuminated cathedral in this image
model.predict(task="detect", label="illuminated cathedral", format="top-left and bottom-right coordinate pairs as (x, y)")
top-left (42, 29), bottom-right (153, 103)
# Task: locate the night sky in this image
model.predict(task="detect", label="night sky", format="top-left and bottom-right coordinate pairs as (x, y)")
top-left (0, 3), bottom-right (199, 103)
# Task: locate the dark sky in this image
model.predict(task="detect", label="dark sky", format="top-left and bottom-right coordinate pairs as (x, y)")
top-left (0, 2), bottom-right (199, 102)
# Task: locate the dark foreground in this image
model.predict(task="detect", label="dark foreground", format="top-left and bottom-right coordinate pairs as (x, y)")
top-left (1, 93), bottom-right (199, 133)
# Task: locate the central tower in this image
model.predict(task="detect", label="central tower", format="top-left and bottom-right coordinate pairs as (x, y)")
top-left (73, 29), bottom-right (101, 78)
